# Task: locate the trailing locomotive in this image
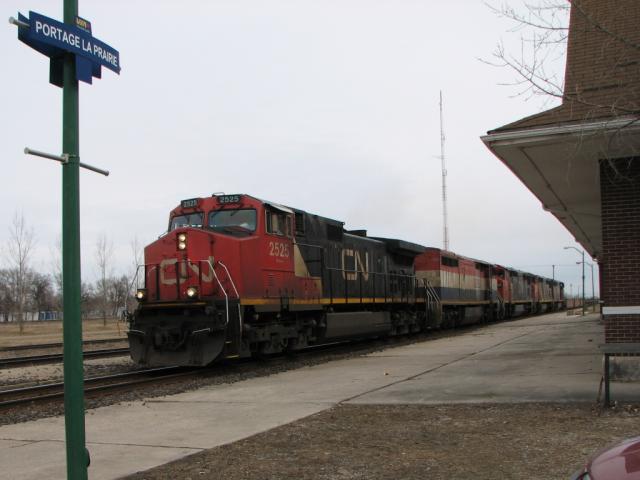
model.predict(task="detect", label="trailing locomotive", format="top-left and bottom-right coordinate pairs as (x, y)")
top-left (127, 194), bottom-right (564, 366)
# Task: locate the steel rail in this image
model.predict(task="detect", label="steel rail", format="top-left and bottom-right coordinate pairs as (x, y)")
top-left (0, 338), bottom-right (126, 353)
top-left (0, 366), bottom-right (195, 408)
top-left (0, 347), bottom-right (130, 368)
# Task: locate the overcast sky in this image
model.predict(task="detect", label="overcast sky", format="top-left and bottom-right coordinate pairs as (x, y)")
top-left (1, 0), bottom-right (598, 297)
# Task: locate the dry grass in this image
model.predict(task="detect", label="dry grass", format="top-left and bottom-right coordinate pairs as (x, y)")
top-left (0, 318), bottom-right (126, 347)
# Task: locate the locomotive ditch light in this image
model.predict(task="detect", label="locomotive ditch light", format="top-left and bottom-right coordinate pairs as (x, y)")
top-left (186, 286), bottom-right (198, 299)
top-left (135, 289), bottom-right (147, 301)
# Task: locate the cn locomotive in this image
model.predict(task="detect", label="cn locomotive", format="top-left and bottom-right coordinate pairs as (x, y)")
top-left (127, 194), bottom-right (564, 366)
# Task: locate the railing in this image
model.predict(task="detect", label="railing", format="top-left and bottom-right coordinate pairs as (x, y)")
top-left (128, 264), bottom-right (157, 299)
top-left (130, 259), bottom-right (241, 328)
top-left (203, 259), bottom-right (230, 328)
top-left (323, 266), bottom-right (421, 305)
top-left (217, 260), bottom-right (243, 331)
top-left (494, 291), bottom-right (505, 318)
top-left (421, 278), bottom-right (441, 325)
top-left (423, 278), bottom-right (441, 310)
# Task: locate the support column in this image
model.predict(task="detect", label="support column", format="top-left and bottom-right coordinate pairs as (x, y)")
top-left (600, 157), bottom-right (640, 343)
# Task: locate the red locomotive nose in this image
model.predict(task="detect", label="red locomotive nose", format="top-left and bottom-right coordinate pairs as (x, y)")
top-left (142, 228), bottom-right (219, 303)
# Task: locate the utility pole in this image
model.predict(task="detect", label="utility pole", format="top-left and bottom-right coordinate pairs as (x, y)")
top-left (585, 261), bottom-right (595, 312)
top-left (591, 263), bottom-right (595, 306)
top-left (581, 251), bottom-right (585, 316)
top-left (564, 246), bottom-right (586, 316)
top-left (439, 91), bottom-right (449, 251)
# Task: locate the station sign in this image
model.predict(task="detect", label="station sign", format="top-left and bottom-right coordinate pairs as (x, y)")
top-left (15, 11), bottom-right (120, 86)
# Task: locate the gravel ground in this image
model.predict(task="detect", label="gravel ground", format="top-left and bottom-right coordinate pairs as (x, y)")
top-left (0, 355), bottom-right (135, 388)
top-left (125, 402), bottom-right (640, 480)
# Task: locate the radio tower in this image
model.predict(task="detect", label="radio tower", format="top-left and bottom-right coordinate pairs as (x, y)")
top-left (439, 91), bottom-right (450, 251)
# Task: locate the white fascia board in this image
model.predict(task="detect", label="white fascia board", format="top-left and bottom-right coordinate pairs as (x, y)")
top-left (603, 306), bottom-right (640, 315)
top-left (481, 116), bottom-right (640, 147)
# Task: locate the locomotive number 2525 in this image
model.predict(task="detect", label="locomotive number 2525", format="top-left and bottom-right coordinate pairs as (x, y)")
top-left (268, 241), bottom-right (290, 258)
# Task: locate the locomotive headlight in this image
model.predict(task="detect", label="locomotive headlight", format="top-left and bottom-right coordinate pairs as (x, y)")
top-left (186, 286), bottom-right (198, 298)
top-left (135, 289), bottom-right (147, 301)
top-left (177, 233), bottom-right (187, 250)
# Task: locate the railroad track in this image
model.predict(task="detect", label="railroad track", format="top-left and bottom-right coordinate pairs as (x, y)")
top-left (0, 341), bottom-right (371, 409)
top-left (0, 366), bottom-right (196, 408)
top-left (0, 347), bottom-right (131, 368)
top-left (0, 324), bottom-right (502, 411)
top-left (0, 338), bottom-right (126, 353)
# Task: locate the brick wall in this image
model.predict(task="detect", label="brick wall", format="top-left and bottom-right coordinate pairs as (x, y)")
top-left (564, 0), bottom-right (640, 111)
top-left (600, 157), bottom-right (640, 342)
top-left (606, 315), bottom-right (640, 343)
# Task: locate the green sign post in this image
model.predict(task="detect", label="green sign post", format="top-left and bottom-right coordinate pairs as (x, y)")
top-left (11, 2), bottom-right (119, 478)
top-left (61, 2), bottom-right (86, 477)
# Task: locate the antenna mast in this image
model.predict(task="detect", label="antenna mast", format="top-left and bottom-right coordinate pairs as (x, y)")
top-left (439, 90), bottom-right (450, 251)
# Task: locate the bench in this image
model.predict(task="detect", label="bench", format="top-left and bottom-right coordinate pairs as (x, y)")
top-left (599, 343), bottom-right (640, 407)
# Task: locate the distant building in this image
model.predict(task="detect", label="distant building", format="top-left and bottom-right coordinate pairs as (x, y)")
top-left (483, 0), bottom-right (640, 343)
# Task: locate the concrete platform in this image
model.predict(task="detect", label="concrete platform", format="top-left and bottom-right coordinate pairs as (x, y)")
top-left (1, 312), bottom-right (632, 480)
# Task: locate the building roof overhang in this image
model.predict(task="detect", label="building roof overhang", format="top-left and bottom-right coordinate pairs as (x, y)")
top-left (481, 116), bottom-right (640, 259)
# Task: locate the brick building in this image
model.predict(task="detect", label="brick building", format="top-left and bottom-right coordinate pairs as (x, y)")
top-left (482, 0), bottom-right (640, 343)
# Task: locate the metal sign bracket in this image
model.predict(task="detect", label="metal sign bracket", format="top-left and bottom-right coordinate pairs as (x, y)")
top-left (24, 147), bottom-right (110, 176)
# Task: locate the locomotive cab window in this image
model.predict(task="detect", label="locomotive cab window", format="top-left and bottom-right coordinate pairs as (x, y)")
top-left (266, 209), bottom-right (291, 237)
top-left (208, 209), bottom-right (257, 234)
top-left (442, 256), bottom-right (458, 267)
top-left (170, 212), bottom-right (204, 230)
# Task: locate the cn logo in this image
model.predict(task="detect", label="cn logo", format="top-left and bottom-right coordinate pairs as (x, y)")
top-left (341, 249), bottom-right (369, 281)
top-left (159, 257), bottom-right (215, 285)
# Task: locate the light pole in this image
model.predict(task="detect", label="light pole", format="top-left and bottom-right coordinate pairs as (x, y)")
top-left (565, 246), bottom-right (586, 316)
top-left (583, 261), bottom-right (595, 311)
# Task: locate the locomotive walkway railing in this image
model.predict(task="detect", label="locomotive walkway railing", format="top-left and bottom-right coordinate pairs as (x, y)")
top-left (422, 279), bottom-right (441, 313)
top-left (203, 259), bottom-right (231, 328)
top-left (129, 259), bottom-right (242, 329)
top-left (324, 266), bottom-right (421, 305)
top-left (128, 259), bottom-right (245, 355)
top-left (216, 260), bottom-right (243, 332)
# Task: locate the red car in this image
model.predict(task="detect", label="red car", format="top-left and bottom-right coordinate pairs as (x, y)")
top-left (571, 436), bottom-right (640, 479)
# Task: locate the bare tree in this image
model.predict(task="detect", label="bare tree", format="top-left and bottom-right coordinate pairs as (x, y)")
top-left (30, 272), bottom-right (55, 316)
top-left (80, 281), bottom-right (96, 320)
top-left (485, 0), bottom-right (569, 103)
top-left (49, 235), bottom-right (63, 310)
top-left (4, 212), bottom-right (35, 333)
top-left (0, 269), bottom-right (16, 323)
top-left (127, 236), bottom-right (144, 312)
top-left (95, 233), bottom-right (113, 326)
top-left (108, 275), bottom-right (130, 317)
top-left (485, 0), bottom-right (640, 115)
